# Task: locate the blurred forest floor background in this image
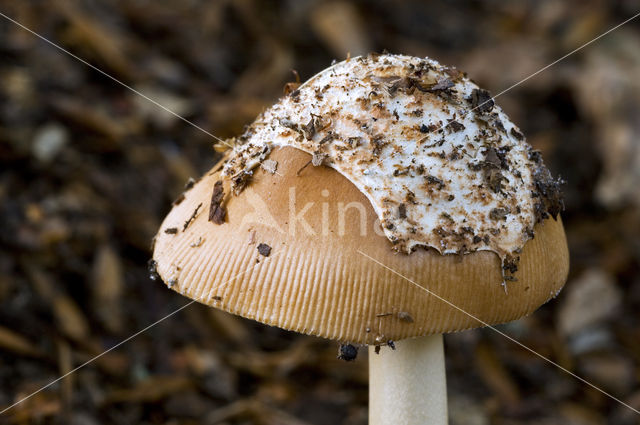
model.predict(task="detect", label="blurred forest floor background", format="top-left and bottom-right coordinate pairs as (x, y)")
top-left (1, 1), bottom-right (640, 424)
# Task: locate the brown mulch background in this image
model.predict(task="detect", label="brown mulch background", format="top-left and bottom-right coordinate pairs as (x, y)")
top-left (1, 1), bottom-right (639, 424)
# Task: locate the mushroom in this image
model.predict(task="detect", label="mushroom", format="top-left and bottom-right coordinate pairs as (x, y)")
top-left (152, 54), bottom-right (569, 424)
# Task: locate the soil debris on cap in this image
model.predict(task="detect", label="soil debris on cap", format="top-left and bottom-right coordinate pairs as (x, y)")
top-left (257, 243), bottom-right (272, 257)
top-left (489, 207), bottom-right (510, 221)
top-left (398, 203), bottom-right (407, 219)
top-left (189, 236), bottom-right (204, 248)
top-left (221, 54), bottom-right (565, 284)
top-left (510, 127), bottom-right (524, 140)
top-left (261, 159), bottom-right (278, 174)
top-left (183, 203), bottom-right (202, 231)
top-left (447, 120), bottom-right (465, 132)
top-left (164, 227), bottom-right (178, 235)
top-left (172, 193), bottom-right (186, 206)
top-left (397, 311), bottom-right (414, 323)
top-left (208, 180), bottom-right (226, 225)
top-left (425, 175), bottom-right (445, 190)
top-left (311, 152), bottom-right (327, 166)
top-left (532, 167), bottom-right (565, 222)
top-left (428, 77), bottom-right (454, 92)
top-left (470, 88), bottom-right (494, 113)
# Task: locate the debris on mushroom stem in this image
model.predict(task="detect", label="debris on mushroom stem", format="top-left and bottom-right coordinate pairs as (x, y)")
top-left (338, 343), bottom-right (358, 361)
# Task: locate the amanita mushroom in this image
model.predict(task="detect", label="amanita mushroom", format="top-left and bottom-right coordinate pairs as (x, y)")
top-left (152, 54), bottom-right (569, 424)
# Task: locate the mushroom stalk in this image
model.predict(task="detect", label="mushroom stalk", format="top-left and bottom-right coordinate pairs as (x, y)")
top-left (369, 334), bottom-right (447, 425)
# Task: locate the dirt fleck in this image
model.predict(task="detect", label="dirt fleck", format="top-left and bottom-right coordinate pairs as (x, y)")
top-left (428, 77), bottom-right (454, 91)
top-left (426, 175), bottom-right (445, 190)
top-left (397, 311), bottom-right (414, 323)
top-left (311, 152), bottom-right (327, 166)
top-left (189, 237), bottom-right (204, 248)
top-left (398, 203), bottom-right (407, 219)
top-left (502, 254), bottom-right (520, 275)
top-left (510, 127), bottom-right (524, 140)
top-left (487, 169), bottom-right (506, 194)
top-left (448, 120), bottom-right (465, 132)
top-left (489, 208), bottom-right (510, 221)
top-left (257, 243), bottom-right (272, 257)
top-left (164, 227), bottom-right (178, 235)
top-left (489, 207), bottom-right (510, 221)
top-left (484, 148), bottom-right (501, 168)
top-left (318, 132), bottom-right (335, 145)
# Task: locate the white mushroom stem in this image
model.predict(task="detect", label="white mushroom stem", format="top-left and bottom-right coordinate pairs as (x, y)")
top-left (369, 334), bottom-right (448, 425)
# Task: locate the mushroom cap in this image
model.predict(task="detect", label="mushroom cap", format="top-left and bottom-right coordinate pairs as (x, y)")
top-left (152, 146), bottom-right (569, 344)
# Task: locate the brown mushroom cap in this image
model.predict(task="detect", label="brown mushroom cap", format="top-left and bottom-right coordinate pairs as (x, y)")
top-left (152, 146), bottom-right (569, 345)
